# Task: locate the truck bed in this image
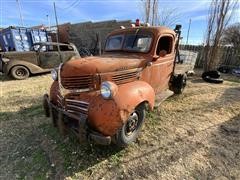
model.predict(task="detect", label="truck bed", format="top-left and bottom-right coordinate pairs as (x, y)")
top-left (174, 50), bottom-right (198, 74)
top-left (174, 63), bottom-right (194, 74)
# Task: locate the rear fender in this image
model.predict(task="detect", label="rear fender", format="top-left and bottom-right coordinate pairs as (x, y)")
top-left (5, 59), bottom-right (49, 74)
top-left (113, 81), bottom-right (155, 123)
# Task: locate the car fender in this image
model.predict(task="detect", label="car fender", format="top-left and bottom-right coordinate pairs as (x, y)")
top-left (113, 80), bottom-right (155, 123)
top-left (4, 59), bottom-right (50, 74)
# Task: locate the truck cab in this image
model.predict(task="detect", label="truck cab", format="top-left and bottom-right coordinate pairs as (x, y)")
top-left (43, 24), bottom-right (187, 147)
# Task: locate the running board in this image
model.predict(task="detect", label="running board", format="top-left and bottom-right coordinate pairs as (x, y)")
top-left (154, 90), bottom-right (174, 108)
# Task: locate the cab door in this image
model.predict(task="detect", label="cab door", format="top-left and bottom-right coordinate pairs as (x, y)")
top-left (38, 44), bottom-right (62, 69)
top-left (148, 35), bottom-right (175, 93)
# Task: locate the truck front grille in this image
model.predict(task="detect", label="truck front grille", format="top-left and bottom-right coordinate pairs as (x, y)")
top-left (112, 70), bottom-right (139, 84)
top-left (65, 99), bottom-right (89, 116)
top-left (57, 94), bottom-right (64, 107)
top-left (61, 75), bottom-right (94, 90)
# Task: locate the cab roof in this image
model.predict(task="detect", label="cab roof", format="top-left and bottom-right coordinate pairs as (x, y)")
top-left (108, 26), bottom-right (176, 37)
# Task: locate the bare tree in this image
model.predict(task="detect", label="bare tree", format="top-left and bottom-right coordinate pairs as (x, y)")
top-left (151, 0), bottom-right (159, 26)
top-left (158, 7), bottom-right (181, 27)
top-left (144, 0), bottom-right (151, 24)
top-left (141, 1), bottom-right (181, 27)
top-left (203, 0), bottom-right (237, 71)
top-left (222, 23), bottom-right (240, 51)
top-left (141, 0), bottom-right (159, 26)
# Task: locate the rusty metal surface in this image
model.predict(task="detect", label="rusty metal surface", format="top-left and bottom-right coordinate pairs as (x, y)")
top-left (49, 26), bottom-right (180, 136)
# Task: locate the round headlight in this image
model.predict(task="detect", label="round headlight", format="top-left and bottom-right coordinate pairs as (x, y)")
top-left (51, 69), bottom-right (58, 81)
top-left (101, 82), bottom-right (112, 99)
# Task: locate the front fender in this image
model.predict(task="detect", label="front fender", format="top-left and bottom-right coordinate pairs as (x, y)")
top-left (113, 81), bottom-right (155, 122)
top-left (48, 81), bottom-right (155, 136)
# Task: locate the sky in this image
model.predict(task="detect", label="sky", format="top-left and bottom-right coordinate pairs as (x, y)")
top-left (0, 0), bottom-right (239, 45)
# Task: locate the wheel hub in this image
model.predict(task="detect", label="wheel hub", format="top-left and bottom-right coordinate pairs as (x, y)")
top-left (16, 68), bottom-right (26, 76)
top-left (125, 112), bottom-right (139, 136)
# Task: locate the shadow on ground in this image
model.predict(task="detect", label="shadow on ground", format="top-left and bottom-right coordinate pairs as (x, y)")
top-left (0, 71), bottom-right (50, 82)
top-left (190, 113), bottom-right (240, 179)
top-left (0, 104), bottom-right (123, 179)
top-left (95, 85), bottom-right (240, 179)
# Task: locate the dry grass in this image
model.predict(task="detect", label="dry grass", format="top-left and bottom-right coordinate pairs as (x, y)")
top-left (0, 73), bottom-right (240, 179)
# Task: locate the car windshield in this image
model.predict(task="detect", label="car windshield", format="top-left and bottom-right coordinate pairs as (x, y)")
top-left (105, 33), bottom-right (152, 53)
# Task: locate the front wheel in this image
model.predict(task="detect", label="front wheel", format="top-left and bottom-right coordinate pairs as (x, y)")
top-left (10, 66), bottom-right (30, 80)
top-left (114, 104), bottom-right (146, 147)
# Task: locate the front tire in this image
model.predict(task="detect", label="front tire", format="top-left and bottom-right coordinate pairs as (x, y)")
top-left (114, 104), bottom-right (146, 147)
top-left (10, 66), bottom-right (30, 80)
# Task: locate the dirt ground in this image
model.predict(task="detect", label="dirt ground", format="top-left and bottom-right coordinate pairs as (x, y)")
top-left (0, 72), bottom-right (240, 180)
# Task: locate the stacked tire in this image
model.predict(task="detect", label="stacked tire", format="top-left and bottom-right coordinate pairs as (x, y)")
top-left (202, 70), bottom-right (223, 84)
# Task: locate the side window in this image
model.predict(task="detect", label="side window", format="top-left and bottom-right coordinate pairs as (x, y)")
top-left (47, 45), bottom-right (58, 52)
top-left (59, 45), bottom-right (74, 51)
top-left (31, 44), bottom-right (40, 51)
top-left (39, 45), bottom-right (58, 52)
top-left (156, 36), bottom-right (173, 57)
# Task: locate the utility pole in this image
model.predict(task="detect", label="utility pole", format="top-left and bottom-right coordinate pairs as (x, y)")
top-left (46, 15), bottom-right (51, 31)
top-left (186, 18), bottom-right (192, 45)
top-left (53, 2), bottom-right (60, 44)
top-left (16, 0), bottom-right (24, 26)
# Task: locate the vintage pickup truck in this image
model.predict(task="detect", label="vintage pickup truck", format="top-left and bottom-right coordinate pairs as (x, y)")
top-left (43, 23), bottom-right (188, 147)
top-left (0, 42), bottom-right (80, 80)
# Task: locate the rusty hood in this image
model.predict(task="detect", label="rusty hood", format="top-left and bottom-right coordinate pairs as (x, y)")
top-left (60, 54), bottom-right (147, 76)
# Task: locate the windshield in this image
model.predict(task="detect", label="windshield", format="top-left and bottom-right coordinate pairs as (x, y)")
top-left (105, 33), bottom-right (152, 53)
top-left (105, 35), bottom-right (124, 51)
top-left (123, 34), bottom-right (152, 52)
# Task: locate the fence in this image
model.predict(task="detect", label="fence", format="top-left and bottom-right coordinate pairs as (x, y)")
top-left (179, 44), bottom-right (240, 68)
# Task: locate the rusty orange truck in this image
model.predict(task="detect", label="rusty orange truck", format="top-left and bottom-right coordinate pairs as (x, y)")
top-left (43, 22), bottom-right (188, 147)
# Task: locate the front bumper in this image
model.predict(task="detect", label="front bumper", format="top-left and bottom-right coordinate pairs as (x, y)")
top-left (43, 94), bottom-right (111, 145)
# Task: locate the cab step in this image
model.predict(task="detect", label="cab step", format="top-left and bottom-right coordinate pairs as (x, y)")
top-left (154, 90), bottom-right (174, 108)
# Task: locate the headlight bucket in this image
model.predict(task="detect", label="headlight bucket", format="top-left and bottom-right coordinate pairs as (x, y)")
top-left (51, 69), bottom-right (58, 81)
top-left (100, 81), bottom-right (118, 99)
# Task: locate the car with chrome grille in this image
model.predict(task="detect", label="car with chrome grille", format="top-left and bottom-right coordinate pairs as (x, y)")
top-left (43, 22), bottom-right (188, 147)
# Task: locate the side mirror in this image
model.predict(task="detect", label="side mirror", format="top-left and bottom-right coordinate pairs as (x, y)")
top-left (152, 55), bottom-right (159, 61)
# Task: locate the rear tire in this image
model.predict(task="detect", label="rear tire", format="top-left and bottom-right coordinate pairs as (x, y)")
top-left (10, 66), bottom-right (30, 80)
top-left (114, 104), bottom-right (146, 147)
top-left (171, 74), bottom-right (187, 94)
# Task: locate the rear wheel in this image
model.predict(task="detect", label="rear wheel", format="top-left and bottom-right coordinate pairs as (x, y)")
top-left (114, 104), bottom-right (146, 147)
top-left (10, 66), bottom-right (30, 80)
top-left (171, 74), bottom-right (187, 94)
